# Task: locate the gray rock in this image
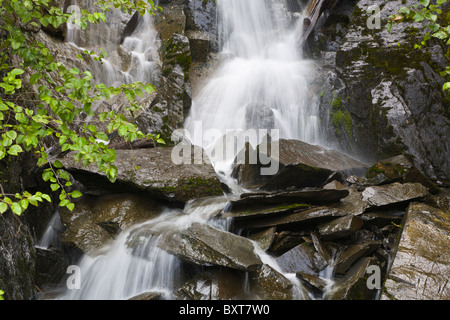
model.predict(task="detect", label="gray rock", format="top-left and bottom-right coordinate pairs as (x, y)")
top-left (333, 242), bottom-right (381, 274)
top-left (249, 264), bottom-right (297, 300)
top-left (175, 268), bottom-right (247, 300)
top-left (365, 155), bottom-right (439, 194)
top-left (58, 146), bottom-right (223, 203)
top-left (382, 202), bottom-right (450, 300)
top-left (158, 223), bottom-right (263, 271)
top-left (276, 243), bottom-right (327, 275)
top-left (59, 193), bottom-right (162, 254)
top-left (362, 182), bottom-right (429, 209)
top-left (309, 0), bottom-right (449, 181)
top-left (232, 139), bottom-right (368, 190)
top-left (318, 215), bottom-right (364, 240)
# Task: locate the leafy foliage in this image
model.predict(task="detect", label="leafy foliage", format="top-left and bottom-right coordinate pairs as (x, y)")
top-left (0, 0), bottom-right (164, 215)
top-left (387, 0), bottom-right (450, 92)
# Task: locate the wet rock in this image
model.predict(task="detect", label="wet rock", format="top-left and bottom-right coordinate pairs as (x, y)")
top-left (359, 212), bottom-right (404, 228)
top-left (221, 202), bottom-right (312, 221)
top-left (186, 30), bottom-right (210, 62)
top-left (59, 193), bottom-right (162, 255)
top-left (276, 243), bottom-right (326, 275)
top-left (249, 264), bottom-right (296, 300)
top-left (235, 206), bottom-right (348, 230)
top-left (184, 0), bottom-right (218, 52)
top-left (230, 189), bottom-right (349, 211)
top-left (326, 257), bottom-right (379, 300)
top-left (365, 155), bottom-right (439, 194)
top-left (362, 182), bottom-right (429, 209)
top-left (309, 0), bottom-right (449, 181)
top-left (333, 242), bottom-right (381, 274)
top-left (59, 147), bottom-right (223, 203)
top-left (318, 215), bottom-right (364, 241)
top-left (268, 231), bottom-right (306, 256)
top-left (35, 247), bottom-right (70, 290)
top-left (331, 186), bottom-right (369, 215)
top-left (175, 268), bottom-right (247, 300)
top-left (158, 223), bottom-right (262, 271)
top-left (231, 139), bottom-right (368, 190)
top-left (296, 271), bottom-right (330, 297)
top-left (247, 227), bottom-right (277, 251)
top-left (424, 189), bottom-right (450, 212)
top-left (154, 3), bottom-right (186, 45)
top-left (0, 211), bottom-right (37, 300)
top-left (311, 232), bottom-right (331, 263)
top-left (382, 203), bottom-right (450, 300)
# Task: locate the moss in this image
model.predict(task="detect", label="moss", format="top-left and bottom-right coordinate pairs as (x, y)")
top-left (331, 95), bottom-right (342, 110)
top-left (274, 203), bottom-right (310, 211)
top-left (365, 164), bottom-right (386, 178)
top-left (331, 109), bottom-right (345, 136)
top-left (179, 177), bottom-right (223, 196)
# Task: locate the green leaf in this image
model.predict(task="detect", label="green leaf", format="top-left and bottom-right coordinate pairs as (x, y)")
top-left (11, 202), bottom-right (23, 215)
top-left (59, 199), bottom-right (70, 207)
top-left (50, 183), bottom-right (60, 191)
top-left (19, 199), bottom-right (29, 210)
top-left (0, 202), bottom-right (8, 214)
top-left (9, 68), bottom-right (25, 77)
top-left (42, 171), bottom-right (53, 181)
top-left (118, 125), bottom-right (127, 136)
top-left (41, 194), bottom-right (52, 202)
top-left (5, 131), bottom-right (17, 140)
top-left (53, 160), bottom-right (63, 168)
top-left (70, 190), bottom-right (83, 198)
top-left (66, 202), bottom-right (75, 211)
top-left (7, 144), bottom-right (23, 156)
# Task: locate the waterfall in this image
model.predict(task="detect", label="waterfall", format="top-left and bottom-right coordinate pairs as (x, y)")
top-left (56, 0), bottom-right (318, 300)
top-left (185, 0), bottom-right (321, 175)
top-left (65, 0), bottom-right (160, 87)
top-left (36, 210), bottom-right (64, 250)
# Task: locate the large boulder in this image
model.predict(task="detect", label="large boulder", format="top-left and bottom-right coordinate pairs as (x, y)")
top-left (382, 202), bottom-right (450, 300)
top-left (306, 0), bottom-right (450, 181)
top-left (58, 146), bottom-right (224, 204)
top-left (59, 193), bottom-right (162, 255)
top-left (231, 139), bottom-right (368, 190)
top-left (158, 223), bottom-right (263, 271)
top-left (365, 155), bottom-right (440, 194)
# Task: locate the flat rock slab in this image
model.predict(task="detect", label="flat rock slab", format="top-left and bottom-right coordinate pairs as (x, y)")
top-left (158, 223), bottom-right (262, 271)
top-left (318, 215), bottom-right (364, 241)
top-left (382, 202), bottom-right (450, 300)
top-left (230, 189), bottom-right (350, 211)
top-left (235, 206), bottom-right (348, 230)
top-left (362, 182), bottom-right (429, 208)
top-left (59, 147), bottom-right (223, 203)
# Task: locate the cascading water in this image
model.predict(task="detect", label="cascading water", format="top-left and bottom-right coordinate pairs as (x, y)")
top-left (185, 0), bottom-right (321, 175)
top-left (66, 0), bottom-right (161, 87)
top-left (56, 0), bottom-right (319, 300)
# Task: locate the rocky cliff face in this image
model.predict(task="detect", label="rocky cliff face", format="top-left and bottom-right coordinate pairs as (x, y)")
top-left (303, 0), bottom-right (449, 182)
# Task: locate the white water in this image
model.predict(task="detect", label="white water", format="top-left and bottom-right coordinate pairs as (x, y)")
top-left (66, 0), bottom-right (160, 87)
top-left (57, 0), bottom-right (319, 300)
top-left (36, 210), bottom-right (64, 250)
top-left (185, 0), bottom-right (321, 175)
